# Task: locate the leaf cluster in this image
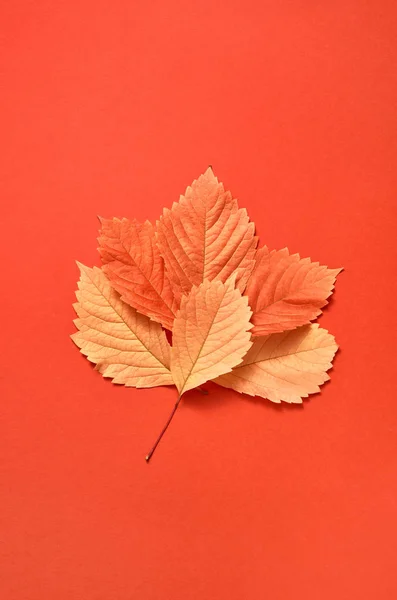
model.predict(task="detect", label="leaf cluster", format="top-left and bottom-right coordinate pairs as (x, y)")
top-left (72, 168), bottom-right (341, 459)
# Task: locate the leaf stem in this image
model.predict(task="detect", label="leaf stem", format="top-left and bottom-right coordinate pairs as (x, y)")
top-left (145, 396), bottom-right (182, 463)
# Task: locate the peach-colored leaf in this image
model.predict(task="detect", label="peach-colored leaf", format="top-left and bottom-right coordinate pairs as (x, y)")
top-left (156, 168), bottom-right (258, 303)
top-left (171, 278), bottom-right (253, 396)
top-left (71, 263), bottom-right (173, 387)
top-left (98, 218), bottom-right (177, 330)
top-left (245, 246), bottom-right (342, 336)
top-left (214, 324), bottom-right (337, 403)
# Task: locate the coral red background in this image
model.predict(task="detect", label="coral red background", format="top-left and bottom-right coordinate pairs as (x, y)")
top-left (1, 2), bottom-right (397, 599)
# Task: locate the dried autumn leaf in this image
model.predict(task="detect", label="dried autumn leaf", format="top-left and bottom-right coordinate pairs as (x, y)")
top-left (214, 324), bottom-right (337, 403)
top-left (71, 263), bottom-right (173, 387)
top-left (156, 168), bottom-right (258, 303)
top-left (171, 277), bottom-right (253, 396)
top-left (72, 167), bottom-right (343, 462)
top-left (98, 218), bottom-right (177, 330)
top-left (245, 246), bottom-right (341, 336)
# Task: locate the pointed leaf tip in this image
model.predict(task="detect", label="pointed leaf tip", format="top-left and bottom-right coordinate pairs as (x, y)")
top-left (171, 278), bottom-right (253, 396)
top-left (215, 324), bottom-right (338, 404)
top-left (156, 170), bottom-right (258, 302)
top-left (98, 217), bottom-right (177, 330)
top-left (245, 246), bottom-right (342, 336)
top-left (72, 265), bottom-right (173, 388)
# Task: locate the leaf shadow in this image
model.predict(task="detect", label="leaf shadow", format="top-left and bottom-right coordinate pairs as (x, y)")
top-left (73, 334), bottom-right (342, 414)
top-left (324, 294), bottom-right (336, 312)
top-left (182, 382), bottom-right (305, 415)
top-left (182, 346), bottom-right (343, 415)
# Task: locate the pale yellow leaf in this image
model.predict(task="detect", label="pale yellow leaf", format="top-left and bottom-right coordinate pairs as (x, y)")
top-left (71, 263), bottom-right (173, 387)
top-left (214, 324), bottom-right (337, 403)
top-left (171, 277), bottom-right (253, 396)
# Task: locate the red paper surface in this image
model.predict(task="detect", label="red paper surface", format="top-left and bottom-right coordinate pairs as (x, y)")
top-left (1, 2), bottom-right (397, 599)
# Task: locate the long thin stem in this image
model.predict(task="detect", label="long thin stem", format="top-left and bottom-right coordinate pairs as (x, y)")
top-left (145, 396), bottom-right (182, 463)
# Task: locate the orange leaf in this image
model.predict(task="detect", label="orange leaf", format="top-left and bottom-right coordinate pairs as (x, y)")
top-left (171, 278), bottom-right (253, 396)
top-left (98, 218), bottom-right (177, 330)
top-left (214, 324), bottom-right (337, 403)
top-left (245, 246), bottom-right (341, 335)
top-left (71, 263), bottom-right (173, 388)
top-left (156, 168), bottom-right (258, 303)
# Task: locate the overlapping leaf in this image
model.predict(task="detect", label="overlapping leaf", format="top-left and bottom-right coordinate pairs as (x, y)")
top-left (72, 263), bottom-right (173, 387)
top-left (245, 246), bottom-right (341, 335)
top-left (72, 168), bottom-right (342, 460)
top-left (156, 167), bottom-right (258, 302)
top-left (171, 278), bottom-right (253, 395)
top-left (214, 324), bottom-right (337, 403)
top-left (98, 217), bottom-right (177, 330)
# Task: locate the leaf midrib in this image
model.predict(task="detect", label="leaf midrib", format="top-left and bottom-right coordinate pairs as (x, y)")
top-left (105, 232), bottom-right (176, 317)
top-left (178, 288), bottom-right (223, 397)
top-left (87, 269), bottom-right (170, 370)
top-left (239, 341), bottom-right (336, 368)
